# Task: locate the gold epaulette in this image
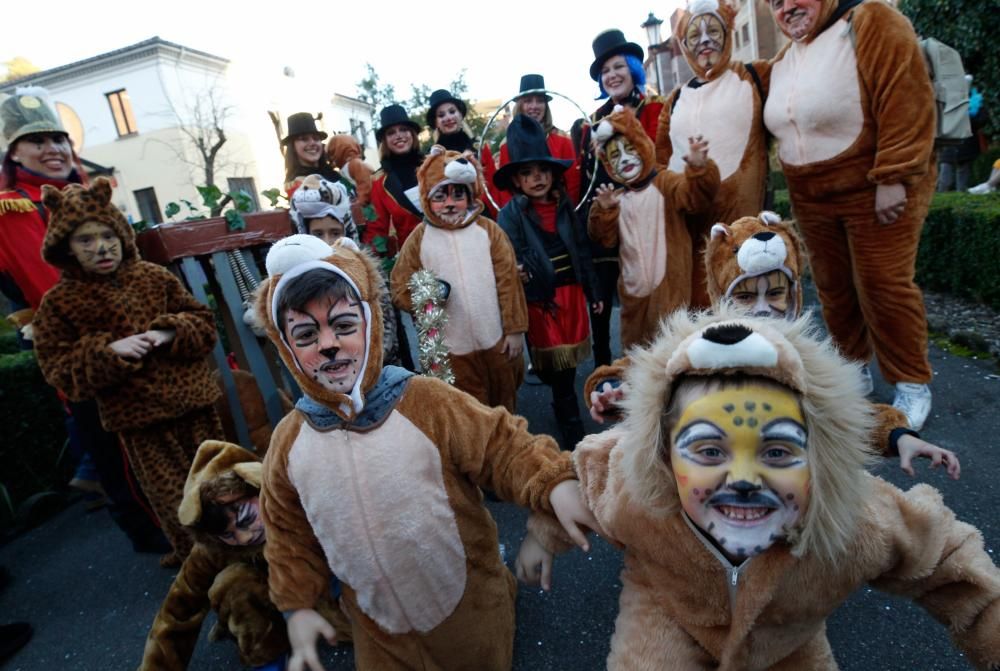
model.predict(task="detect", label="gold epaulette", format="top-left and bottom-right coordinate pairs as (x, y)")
top-left (0, 194), bottom-right (35, 215)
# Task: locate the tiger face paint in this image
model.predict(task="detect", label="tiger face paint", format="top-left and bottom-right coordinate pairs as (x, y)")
top-left (728, 270), bottom-right (792, 318)
top-left (670, 385), bottom-right (809, 562)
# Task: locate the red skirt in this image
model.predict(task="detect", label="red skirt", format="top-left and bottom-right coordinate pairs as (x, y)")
top-left (527, 284), bottom-right (591, 371)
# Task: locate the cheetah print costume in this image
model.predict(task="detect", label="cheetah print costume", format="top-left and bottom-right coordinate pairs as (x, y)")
top-left (32, 178), bottom-right (223, 564)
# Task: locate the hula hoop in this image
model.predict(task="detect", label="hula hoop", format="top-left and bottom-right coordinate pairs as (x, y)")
top-left (478, 88), bottom-right (599, 213)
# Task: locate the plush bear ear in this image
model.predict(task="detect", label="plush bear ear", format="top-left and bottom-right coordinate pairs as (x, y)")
top-left (758, 210), bottom-right (781, 226)
top-left (92, 176), bottom-right (113, 205)
top-left (428, 144), bottom-right (445, 157)
top-left (41, 184), bottom-right (63, 211)
top-left (710, 223), bottom-right (731, 239)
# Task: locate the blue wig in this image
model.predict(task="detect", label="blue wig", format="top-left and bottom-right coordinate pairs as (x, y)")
top-left (596, 54), bottom-right (647, 100)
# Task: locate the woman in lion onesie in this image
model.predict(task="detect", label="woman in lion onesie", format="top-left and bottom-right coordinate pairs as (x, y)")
top-left (588, 105), bottom-right (720, 350)
top-left (763, 0), bottom-right (937, 431)
top-left (654, 0), bottom-right (770, 308)
top-left (524, 310), bottom-right (999, 669)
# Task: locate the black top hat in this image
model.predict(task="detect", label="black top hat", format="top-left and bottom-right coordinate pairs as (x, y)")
top-left (375, 104), bottom-right (421, 142)
top-left (493, 115), bottom-right (573, 192)
top-left (589, 29), bottom-right (644, 81)
top-left (516, 74), bottom-right (552, 102)
top-left (426, 90), bottom-right (468, 128)
top-left (282, 112), bottom-right (327, 145)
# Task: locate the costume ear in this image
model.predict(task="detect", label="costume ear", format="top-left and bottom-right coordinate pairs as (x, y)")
top-left (41, 184), bottom-right (63, 211)
top-left (594, 119), bottom-right (615, 145)
top-left (92, 176), bottom-right (114, 205)
top-left (710, 223), bottom-right (731, 239)
top-left (759, 210), bottom-right (781, 226)
top-left (428, 145), bottom-right (445, 157)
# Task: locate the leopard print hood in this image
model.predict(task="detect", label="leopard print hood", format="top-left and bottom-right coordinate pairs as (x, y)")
top-left (40, 177), bottom-right (138, 273)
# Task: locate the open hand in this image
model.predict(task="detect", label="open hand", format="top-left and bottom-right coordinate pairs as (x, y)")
top-left (897, 434), bottom-right (961, 480)
top-left (515, 531), bottom-right (554, 591)
top-left (109, 334), bottom-right (154, 360)
top-left (683, 135), bottom-right (709, 169)
top-left (875, 183), bottom-right (907, 225)
top-left (590, 382), bottom-right (626, 424)
top-left (594, 183), bottom-right (622, 210)
top-left (288, 608), bottom-right (337, 671)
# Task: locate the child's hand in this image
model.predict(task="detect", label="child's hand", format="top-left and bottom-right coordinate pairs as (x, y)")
top-left (288, 608), bottom-right (336, 671)
top-left (109, 334), bottom-right (154, 360)
top-left (501, 334), bottom-right (524, 361)
top-left (517, 263), bottom-right (530, 284)
top-left (515, 531), bottom-right (554, 591)
top-left (897, 434), bottom-right (961, 480)
top-left (683, 135), bottom-right (709, 169)
top-left (594, 184), bottom-right (622, 210)
top-left (145, 329), bottom-right (176, 347)
top-left (590, 382), bottom-right (626, 424)
top-left (548, 479), bottom-right (601, 552)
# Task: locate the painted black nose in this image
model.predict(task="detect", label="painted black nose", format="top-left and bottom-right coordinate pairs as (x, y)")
top-left (753, 232), bottom-right (776, 242)
top-left (729, 480), bottom-right (762, 496)
top-left (455, 158), bottom-right (469, 165)
top-left (702, 324), bottom-right (753, 345)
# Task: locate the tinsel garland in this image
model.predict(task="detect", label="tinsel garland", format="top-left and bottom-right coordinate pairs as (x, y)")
top-left (408, 269), bottom-right (455, 384)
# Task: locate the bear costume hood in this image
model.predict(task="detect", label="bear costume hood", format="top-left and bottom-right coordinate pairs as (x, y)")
top-left (178, 440), bottom-right (262, 528)
top-left (613, 308), bottom-right (875, 562)
top-left (705, 211), bottom-right (805, 317)
top-left (255, 235), bottom-right (385, 422)
top-left (676, 0), bottom-right (738, 81)
top-left (40, 177), bottom-right (138, 274)
top-left (417, 145), bottom-right (485, 229)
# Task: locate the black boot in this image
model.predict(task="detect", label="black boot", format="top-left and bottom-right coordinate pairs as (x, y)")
top-left (552, 395), bottom-right (586, 451)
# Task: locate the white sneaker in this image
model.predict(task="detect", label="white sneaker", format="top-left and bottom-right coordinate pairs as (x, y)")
top-left (859, 365), bottom-right (874, 395)
top-left (892, 382), bottom-right (932, 431)
top-left (968, 182), bottom-right (994, 195)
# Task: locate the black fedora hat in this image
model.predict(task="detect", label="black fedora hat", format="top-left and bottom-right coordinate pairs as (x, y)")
top-left (426, 90), bottom-right (468, 128)
top-left (493, 115), bottom-right (572, 192)
top-left (589, 29), bottom-right (644, 81)
top-left (516, 74), bottom-right (552, 102)
top-left (282, 112), bottom-right (327, 145)
top-left (375, 104), bottom-right (421, 142)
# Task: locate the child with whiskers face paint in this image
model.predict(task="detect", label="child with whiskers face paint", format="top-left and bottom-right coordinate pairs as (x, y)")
top-left (519, 312), bottom-right (999, 670)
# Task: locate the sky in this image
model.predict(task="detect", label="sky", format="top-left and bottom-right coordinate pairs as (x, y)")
top-left (2, 0), bottom-right (686, 128)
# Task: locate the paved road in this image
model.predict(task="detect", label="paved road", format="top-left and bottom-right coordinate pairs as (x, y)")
top-left (1, 308), bottom-right (997, 670)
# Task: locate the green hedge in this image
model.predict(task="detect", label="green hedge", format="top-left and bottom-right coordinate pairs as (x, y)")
top-left (0, 335), bottom-right (71, 526)
top-left (772, 190), bottom-right (1000, 309)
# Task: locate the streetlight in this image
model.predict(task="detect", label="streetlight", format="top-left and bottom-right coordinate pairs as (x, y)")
top-left (641, 12), bottom-right (664, 94)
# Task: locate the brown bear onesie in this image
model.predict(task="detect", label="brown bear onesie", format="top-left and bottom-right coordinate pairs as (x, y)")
top-left (588, 106), bottom-right (720, 350)
top-left (256, 237), bottom-right (574, 670)
top-left (390, 146), bottom-right (528, 412)
top-left (763, 0), bottom-right (936, 388)
top-left (32, 178), bottom-right (222, 564)
top-left (655, 0), bottom-right (770, 308)
top-left (536, 311), bottom-right (1000, 670)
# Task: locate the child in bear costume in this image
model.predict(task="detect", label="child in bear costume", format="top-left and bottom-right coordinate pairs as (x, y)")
top-left (31, 177), bottom-right (223, 566)
top-left (255, 235), bottom-right (595, 670)
top-left (763, 0), bottom-right (938, 431)
top-left (588, 105), bottom-right (720, 350)
top-left (586, 212), bottom-right (960, 475)
top-left (390, 147), bottom-right (528, 412)
top-left (654, 0), bottom-right (770, 308)
top-left (523, 310), bottom-right (999, 669)
top-left (137, 440), bottom-right (350, 670)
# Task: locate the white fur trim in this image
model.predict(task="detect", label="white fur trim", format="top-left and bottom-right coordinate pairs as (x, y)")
top-left (685, 330), bottom-right (779, 370)
top-left (265, 234), bottom-right (334, 276)
top-left (688, 0), bottom-right (719, 14)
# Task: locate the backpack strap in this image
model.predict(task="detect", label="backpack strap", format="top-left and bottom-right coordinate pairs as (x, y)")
top-left (744, 62), bottom-right (766, 106)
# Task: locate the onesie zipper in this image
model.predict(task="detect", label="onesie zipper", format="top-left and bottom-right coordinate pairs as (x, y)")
top-left (682, 512), bottom-right (749, 616)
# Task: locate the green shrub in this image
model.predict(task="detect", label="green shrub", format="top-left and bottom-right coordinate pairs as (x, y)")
top-left (971, 146), bottom-right (999, 186)
top-left (773, 190), bottom-right (1000, 309)
top-left (0, 348), bottom-right (71, 518)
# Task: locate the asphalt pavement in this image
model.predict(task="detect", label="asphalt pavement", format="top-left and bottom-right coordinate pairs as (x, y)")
top-left (1, 305), bottom-right (997, 671)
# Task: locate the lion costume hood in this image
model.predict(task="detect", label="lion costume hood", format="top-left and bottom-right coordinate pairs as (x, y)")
top-left (418, 145), bottom-right (484, 229)
top-left (613, 308), bottom-right (874, 563)
top-left (255, 235), bottom-right (385, 422)
top-left (676, 0), bottom-right (738, 81)
top-left (593, 105), bottom-right (658, 186)
top-left (705, 211), bottom-right (805, 317)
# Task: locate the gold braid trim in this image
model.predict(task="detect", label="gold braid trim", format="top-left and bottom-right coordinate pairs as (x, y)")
top-left (0, 198), bottom-right (35, 215)
top-left (530, 338), bottom-right (592, 372)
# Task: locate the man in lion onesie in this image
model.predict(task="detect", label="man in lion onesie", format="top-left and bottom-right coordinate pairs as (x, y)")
top-left (588, 105), bottom-right (719, 350)
top-left (763, 0), bottom-right (937, 431)
top-left (254, 234), bottom-right (596, 670)
top-left (390, 146), bottom-right (528, 412)
top-left (524, 310), bottom-right (999, 669)
top-left (654, 0), bottom-right (770, 308)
